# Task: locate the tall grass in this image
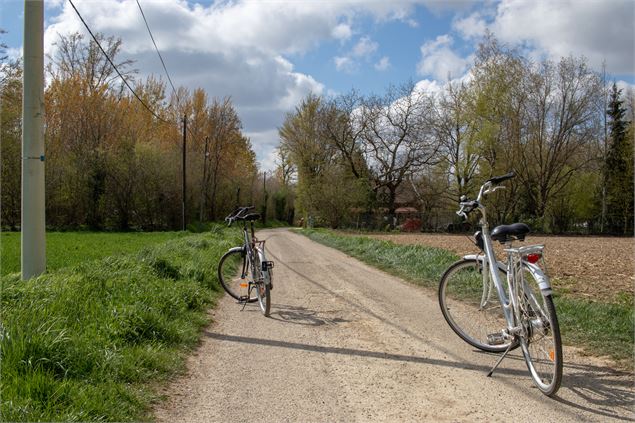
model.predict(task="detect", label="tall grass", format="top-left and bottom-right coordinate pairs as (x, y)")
top-left (301, 228), bottom-right (634, 368)
top-left (1, 231), bottom-right (188, 276)
top-left (0, 227), bottom-right (241, 421)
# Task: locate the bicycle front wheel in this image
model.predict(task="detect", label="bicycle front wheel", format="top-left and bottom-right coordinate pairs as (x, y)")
top-left (218, 249), bottom-right (257, 303)
top-left (518, 267), bottom-right (563, 396)
top-left (439, 259), bottom-right (516, 352)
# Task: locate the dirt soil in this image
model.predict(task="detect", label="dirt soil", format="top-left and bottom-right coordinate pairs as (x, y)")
top-left (360, 232), bottom-right (635, 302)
top-left (153, 229), bottom-right (634, 422)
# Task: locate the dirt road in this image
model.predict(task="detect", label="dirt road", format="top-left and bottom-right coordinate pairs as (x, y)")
top-left (154, 229), bottom-right (633, 422)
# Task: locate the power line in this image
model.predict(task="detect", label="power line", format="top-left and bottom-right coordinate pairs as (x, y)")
top-left (134, 0), bottom-right (201, 146)
top-left (70, 0), bottom-right (203, 151)
top-left (135, 0), bottom-right (181, 106)
top-left (67, 0), bottom-right (170, 124)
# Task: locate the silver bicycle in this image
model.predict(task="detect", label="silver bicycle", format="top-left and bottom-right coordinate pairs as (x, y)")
top-left (218, 206), bottom-right (273, 317)
top-left (438, 172), bottom-right (563, 396)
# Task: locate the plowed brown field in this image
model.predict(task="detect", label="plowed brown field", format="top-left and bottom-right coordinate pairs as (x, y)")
top-left (356, 232), bottom-right (634, 302)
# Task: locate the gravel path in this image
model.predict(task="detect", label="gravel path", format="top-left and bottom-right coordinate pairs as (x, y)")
top-left (153, 229), bottom-right (634, 422)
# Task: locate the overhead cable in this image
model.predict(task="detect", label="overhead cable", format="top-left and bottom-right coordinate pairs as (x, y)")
top-left (135, 0), bottom-right (182, 106)
top-left (67, 0), bottom-right (170, 124)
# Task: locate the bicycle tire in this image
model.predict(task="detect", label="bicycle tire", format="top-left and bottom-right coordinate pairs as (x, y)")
top-left (217, 249), bottom-right (257, 303)
top-left (255, 279), bottom-right (271, 317)
top-left (517, 269), bottom-right (563, 396)
top-left (439, 259), bottom-right (518, 353)
top-left (251, 250), bottom-right (271, 316)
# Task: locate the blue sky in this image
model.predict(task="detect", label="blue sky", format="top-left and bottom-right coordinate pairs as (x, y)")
top-left (2, 0), bottom-right (634, 169)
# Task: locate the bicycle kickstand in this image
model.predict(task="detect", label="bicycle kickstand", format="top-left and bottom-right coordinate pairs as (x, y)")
top-left (487, 341), bottom-right (515, 377)
top-left (240, 284), bottom-right (254, 311)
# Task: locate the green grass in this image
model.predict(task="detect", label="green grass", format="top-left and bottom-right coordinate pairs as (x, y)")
top-left (0, 226), bottom-right (242, 421)
top-left (301, 228), bottom-right (634, 369)
top-left (1, 232), bottom-right (188, 276)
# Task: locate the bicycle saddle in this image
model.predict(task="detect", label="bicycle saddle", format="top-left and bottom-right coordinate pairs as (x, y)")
top-left (491, 222), bottom-right (530, 243)
top-left (237, 213), bottom-right (261, 221)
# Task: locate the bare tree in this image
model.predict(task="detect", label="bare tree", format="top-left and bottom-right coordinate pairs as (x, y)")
top-left (320, 89), bottom-right (368, 179)
top-left (515, 56), bottom-right (603, 217)
top-left (362, 82), bottom-right (441, 215)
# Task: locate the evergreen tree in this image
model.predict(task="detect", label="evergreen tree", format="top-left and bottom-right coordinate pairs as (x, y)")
top-left (604, 83), bottom-right (634, 234)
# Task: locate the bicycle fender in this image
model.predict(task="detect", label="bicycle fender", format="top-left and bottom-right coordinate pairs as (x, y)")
top-left (227, 246), bottom-right (245, 256)
top-left (462, 254), bottom-right (482, 261)
top-left (256, 248), bottom-right (273, 287)
top-left (524, 262), bottom-right (552, 295)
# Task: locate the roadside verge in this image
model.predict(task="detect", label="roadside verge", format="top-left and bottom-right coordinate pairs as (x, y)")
top-left (1, 227), bottom-right (241, 421)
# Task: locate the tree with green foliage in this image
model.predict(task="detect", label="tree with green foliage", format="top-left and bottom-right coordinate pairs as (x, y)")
top-left (279, 95), bottom-right (366, 227)
top-left (0, 58), bottom-right (22, 229)
top-left (604, 83), bottom-right (634, 234)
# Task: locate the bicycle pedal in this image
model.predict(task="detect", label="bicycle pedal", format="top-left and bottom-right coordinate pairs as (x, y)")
top-left (239, 283), bottom-right (248, 288)
top-left (487, 332), bottom-right (507, 345)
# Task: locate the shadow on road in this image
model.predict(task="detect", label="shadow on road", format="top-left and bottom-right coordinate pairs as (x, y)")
top-left (268, 303), bottom-right (350, 327)
top-left (204, 330), bottom-right (530, 377)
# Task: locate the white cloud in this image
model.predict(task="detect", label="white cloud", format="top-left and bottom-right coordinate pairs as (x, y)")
top-left (332, 23), bottom-right (352, 41)
top-left (405, 18), bottom-right (419, 28)
top-left (245, 129), bottom-right (281, 171)
top-left (374, 56), bottom-right (390, 71)
top-left (334, 56), bottom-right (355, 73)
top-left (414, 79), bottom-right (443, 95)
top-left (45, 0), bottom-right (64, 9)
top-left (417, 35), bottom-right (471, 81)
top-left (334, 35), bottom-right (381, 73)
top-left (352, 36), bottom-right (378, 58)
top-left (616, 80), bottom-right (635, 95)
top-left (6, 47), bottom-right (22, 62)
top-left (490, 0), bottom-right (634, 74)
top-left (453, 12), bottom-right (487, 40)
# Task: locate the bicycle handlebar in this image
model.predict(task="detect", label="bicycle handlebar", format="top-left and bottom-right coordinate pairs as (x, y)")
top-left (456, 172), bottom-right (515, 219)
top-left (225, 206), bottom-right (255, 226)
top-left (486, 171), bottom-right (515, 185)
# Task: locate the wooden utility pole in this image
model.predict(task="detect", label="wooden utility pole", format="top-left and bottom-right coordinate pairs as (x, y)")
top-left (262, 171), bottom-right (268, 225)
top-left (182, 115), bottom-right (187, 231)
top-left (22, 0), bottom-right (45, 279)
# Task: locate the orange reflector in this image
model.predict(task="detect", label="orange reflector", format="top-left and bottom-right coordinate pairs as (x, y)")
top-left (549, 350), bottom-right (555, 361)
top-left (526, 253), bottom-right (541, 264)
top-left (239, 283), bottom-right (248, 288)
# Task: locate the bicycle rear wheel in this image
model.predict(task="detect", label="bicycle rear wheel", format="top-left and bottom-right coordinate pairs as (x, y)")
top-left (517, 267), bottom-right (563, 396)
top-left (251, 251), bottom-right (271, 316)
top-left (439, 259), bottom-right (517, 352)
top-left (217, 249), bottom-right (257, 303)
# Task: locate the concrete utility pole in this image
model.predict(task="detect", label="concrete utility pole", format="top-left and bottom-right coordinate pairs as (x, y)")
top-left (21, 0), bottom-right (46, 280)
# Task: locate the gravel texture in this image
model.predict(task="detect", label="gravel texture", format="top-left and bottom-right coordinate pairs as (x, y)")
top-left (154, 229), bottom-right (634, 422)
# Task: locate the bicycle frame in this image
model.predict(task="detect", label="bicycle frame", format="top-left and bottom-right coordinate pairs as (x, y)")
top-left (461, 182), bottom-right (553, 340)
top-left (236, 220), bottom-right (271, 287)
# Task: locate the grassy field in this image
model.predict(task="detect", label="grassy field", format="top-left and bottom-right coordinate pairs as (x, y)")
top-left (300, 228), bottom-right (634, 369)
top-left (1, 231), bottom-right (188, 276)
top-left (0, 227), bottom-right (241, 421)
